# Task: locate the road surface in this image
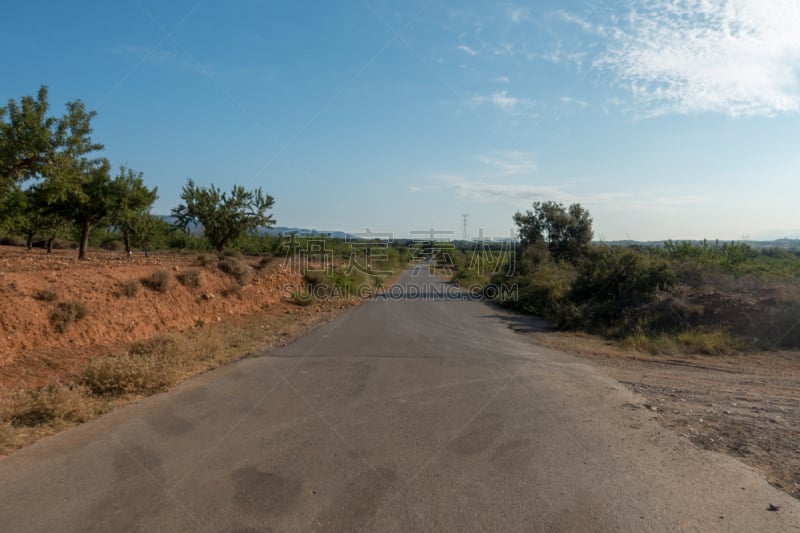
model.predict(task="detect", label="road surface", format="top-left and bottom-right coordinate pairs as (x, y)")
top-left (1, 267), bottom-right (798, 532)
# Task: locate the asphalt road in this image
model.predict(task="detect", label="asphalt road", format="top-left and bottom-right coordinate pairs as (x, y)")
top-left (1, 267), bottom-right (798, 532)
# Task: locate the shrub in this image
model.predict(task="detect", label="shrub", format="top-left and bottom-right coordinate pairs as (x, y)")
top-left (33, 288), bottom-right (59, 302)
top-left (141, 270), bottom-right (172, 292)
top-left (291, 291), bottom-right (316, 306)
top-left (5, 384), bottom-right (92, 427)
top-left (222, 250), bottom-right (243, 259)
top-left (303, 268), bottom-right (366, 298)
top-left (221, 283), bottom-right (242, 298)
top-left (255, 255), bottom-right (273, 270)
top-left (0, 236), bottom-right (25, 246)
top-left (196, 253), bottom-right (215, 267)
top-left (218, 257), bottom-right (251, 286)
top-left (176, 269), bottom-right (202, 289)
top-left (119, 278), bottom-right (140, 297)
top-left (50, 300), bottom-right (88, 333)
top-left (82, 337), bottom-right (184, 395)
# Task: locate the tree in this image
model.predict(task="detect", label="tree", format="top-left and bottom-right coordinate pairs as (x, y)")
top-left (109, 166), bottom-right (158, 254)
top-left (0, 86), bottom-right (103, 188)
top-left (172, 179), bottom-right (275, 252)
top-left (46, 158), bottom-right (116, 260)
top-left (513, 201), bottom-right (593, 263)
top-left (0, 183), bottom-right (68, 252)
top-left (131, 213), bottom-right (171, 257)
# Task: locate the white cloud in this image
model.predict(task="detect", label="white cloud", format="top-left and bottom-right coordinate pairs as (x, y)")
top-left (489, 90), bottom-right (518, 111)
top-left (467, 91), bottom-right (537, 117)
top-left (493, 76), bottom-right (510, 83)
top-left (560, 96), bottom-right (589, 108)
top-left (434, 175), bottom-right (566, 205)
top-left (596, 0), bottom-right (800, 117)
top-left (457, 44), bottom-right (479, 56)
top-left (477, 151), bottom-right (537, 176)
top-left (508, 7), bottom-right (530, 24)
top-left (432, 175), bottom-right (705, 213)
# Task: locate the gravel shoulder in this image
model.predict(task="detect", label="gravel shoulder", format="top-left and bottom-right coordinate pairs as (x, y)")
top-left (502, 315), bottom-right (800, 500)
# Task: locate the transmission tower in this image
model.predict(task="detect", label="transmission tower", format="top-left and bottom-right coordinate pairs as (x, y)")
top-left (461, 214), bottom-right (469, 241)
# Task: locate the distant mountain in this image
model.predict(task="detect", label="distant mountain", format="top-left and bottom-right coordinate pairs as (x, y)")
top-left (154, 216), bottom-right (359, 240)
top-left (602, 239), bottom-right (800, 250)
top-left (260, 227), bottom-right (358, 240)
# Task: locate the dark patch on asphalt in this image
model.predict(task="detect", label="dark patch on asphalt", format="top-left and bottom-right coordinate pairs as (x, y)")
top-left (113, 444), bottom-right (163, 479)
top-left (489, 438), bottom-right (532, 469)
top-left (448, 413), bottom-right (504, 456)
top-left (173, 385), bottom-right (208, 404)
top-left (348, 361), bottom-right (375, 397)
top-left (232, 466), bottom-right (302, 516)
top-left (145, 409), bottom-right (194, 436)
top-left (314, 467), bottom-right (397, 531)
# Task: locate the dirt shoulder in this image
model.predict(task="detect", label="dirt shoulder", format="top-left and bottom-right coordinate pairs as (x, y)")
top-left (0, 245), bottom-right (364, 453)
top-left (501, 315), bottom-right (800, 500)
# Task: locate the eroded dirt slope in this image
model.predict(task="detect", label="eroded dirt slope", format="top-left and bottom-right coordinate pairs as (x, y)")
top-left (0, 246), bottom-right (301, 361)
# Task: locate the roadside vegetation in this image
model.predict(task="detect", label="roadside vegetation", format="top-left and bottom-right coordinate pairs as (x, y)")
top-left (449, 201), bottom-right (800, 354)
top-left (0, 86), bottom-right (277, 259)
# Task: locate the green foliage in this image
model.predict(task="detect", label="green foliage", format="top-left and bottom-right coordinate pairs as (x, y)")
top-left (108, 165), bottom-right (158, 254)
top-left (172, 179), bottom-right (276, 252)
top-left (303, 267), bottom-right (367, 298)
top-left (0, 86), bottom-right (104, 188)
top-left (140, 270), bottom-right (172, 293)
top-left (291, 291), bottom-right (316, 306)
top-left (513, 201), bottom-right (593, 263)
top-left (50, 300), bottom-right (88, 333)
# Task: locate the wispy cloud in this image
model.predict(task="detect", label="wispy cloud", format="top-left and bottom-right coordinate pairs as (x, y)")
top-left (508, 6), bottom-right (530, 24)
top-left (595, 0), bottom-right (800, 117)
top-left (434, 174), bottom-right (566, 204)
top-left (493, 76), bottom-right (510, 83)
top-left (457, 44), bottom-right (479, 56)
top-left (560, 96), bottom-right (589, 108)
top-left (466, 90), bottom-right (536, 117)
top-left (477, 151), bottom-right (537, 176)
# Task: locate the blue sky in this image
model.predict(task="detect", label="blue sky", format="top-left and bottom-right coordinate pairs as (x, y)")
top-left (3, 0), bottom-right (799, 241)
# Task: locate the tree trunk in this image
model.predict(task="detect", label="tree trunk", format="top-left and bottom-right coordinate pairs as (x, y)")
top-left (78, 220), bottom-right (91, 260)
top-left (46, 236), bottom-right (54, 254)
top-left (26, 232), bottom-right (33, 251)
top-left (123, 228), bottom-right (131, 254)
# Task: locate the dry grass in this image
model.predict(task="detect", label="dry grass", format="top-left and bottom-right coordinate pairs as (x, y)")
top-left (624, 329), bottom-right (746, 356)
top-left (50, 300), bottom-right (88, 333)
top-left (118, 278), bottom-right (140, 297)
top-left (82, 336), bottom-right (186, 395)
top-left (176, 269), bottom-right (202, 289)
top-left (141, 270), bottom-right (172, 292)
top-left (218, 257), bottom-right (251, 286)
top-left (33, 288), bottom-right (59, 302)
top-left (0, 296), bottom-right (354, 455)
